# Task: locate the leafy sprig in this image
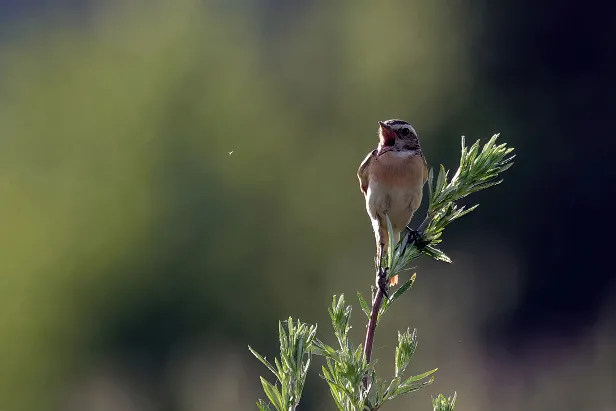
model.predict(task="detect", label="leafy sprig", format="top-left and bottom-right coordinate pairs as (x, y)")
top-left (421, 134), bottom-right (514, 261)
top-left (432, 392), bottom-right (458, 411)
top-left (249, 318), bottom-right (317, 411)
top-left (387, 134), bottom-right (515, 291)
top-left (316, 296), bottom-right (370, 411)
top-left (314, 296), bottom-right (436, 411)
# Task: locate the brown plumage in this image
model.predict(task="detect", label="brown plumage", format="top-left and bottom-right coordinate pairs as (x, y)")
top-left (358, 120), bottom-right (428, 283)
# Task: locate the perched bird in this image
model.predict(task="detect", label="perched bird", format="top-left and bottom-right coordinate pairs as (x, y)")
top-left (357, 119), bottom-right (428, 284)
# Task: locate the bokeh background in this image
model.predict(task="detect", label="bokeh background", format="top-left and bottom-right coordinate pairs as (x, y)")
top-left (1, 1), bottom-right (614, 410)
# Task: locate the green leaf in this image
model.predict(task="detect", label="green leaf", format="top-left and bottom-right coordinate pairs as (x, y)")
top-left (402, 368), bottom-right (438, 386)
top-left (260, 377), bottom-right (283, 411)
top-left (394, 376), bottom-right (434, 396)
top-left (385, 214), bottom-right (395, 268)
top-left (248, 346), bottom-right (278, 378)
top-left (393, 231), bottom-right (410, 264)
top-left (312, 339), bottom-right (336, 358)
top-left (329, 392), bottom-right (346, 411)
top-left (467, 139), bottom-right (480, 165)
top-left (423, 245), bottom-right (451, 263)
top-left (278, 321), bottom-right (287, 354)
top-left (394, 328), bottom-right (418, 377)
top-left (380, 274), bottom-right (416, 318)
top-left (274, 357), bottom-right (283, 375)
top-left (256, 399), bottom-right (275, 411)
top-left (383, 377), bottom-right (401, 400)
top-left (320, 366), bottom-right (354, 398)
top-left (451, 204), bottom-right (479, 221)
top-left (374, 378), bottom-right (388, 405)
top-left (357, 292), bottom-right (370, 318)
top-left (435, 164), bottom-right (445, 192)
top-left (432, 392), bottom-right (458, 411)
top-left (296, 335), bottom-right (304, 373)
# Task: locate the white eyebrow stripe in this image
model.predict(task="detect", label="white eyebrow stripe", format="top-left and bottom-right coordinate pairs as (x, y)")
top-left (392, 124), bottom-right (417, 135)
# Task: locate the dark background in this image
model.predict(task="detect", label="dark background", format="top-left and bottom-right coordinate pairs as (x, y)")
top-left (0, 1), bottom-right (614, 410)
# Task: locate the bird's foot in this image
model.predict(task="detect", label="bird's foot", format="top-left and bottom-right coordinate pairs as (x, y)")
top-left (377, 266), bottom-right (390, 300)
top-left (406, 228), bottom-right (421, 244)
top-left (401, 227), bottom-right (423, 256)
top-left (376, 242), bottom-right (391, 299)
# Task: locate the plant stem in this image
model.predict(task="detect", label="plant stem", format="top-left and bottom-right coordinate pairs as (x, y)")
top-left (363, 269), bottom-right (386, 366)
top-left (362, 268), bottom-right (384, 390)
top-left (362, 218), bottom-right (431, 388)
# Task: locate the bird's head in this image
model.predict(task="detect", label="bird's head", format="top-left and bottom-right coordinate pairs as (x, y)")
top-left (377, 119), bottom-right (420, 156)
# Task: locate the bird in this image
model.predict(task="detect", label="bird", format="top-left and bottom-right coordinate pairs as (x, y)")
top-left (357, 119), bottom-right (428, 285)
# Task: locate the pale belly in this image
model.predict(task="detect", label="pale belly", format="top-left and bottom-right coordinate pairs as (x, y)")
top-left (366, 181), bottom-right (423, 232)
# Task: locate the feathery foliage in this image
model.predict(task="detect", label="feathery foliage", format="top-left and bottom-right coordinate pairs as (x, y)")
top-left (386, 134), bottom-right (515, 284)
top-left (432, 392), bottom-right (458, 411)
top-left (249, 318), bottom-right (317, 411)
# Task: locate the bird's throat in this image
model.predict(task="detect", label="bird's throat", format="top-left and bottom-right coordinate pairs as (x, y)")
top-left (377, 146), bottom-right (394, 156)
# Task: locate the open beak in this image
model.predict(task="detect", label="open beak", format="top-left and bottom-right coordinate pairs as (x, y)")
top-left (378, 121), bottom-right (396, 148)
top-left (378, 121), bottom-right (391, 130)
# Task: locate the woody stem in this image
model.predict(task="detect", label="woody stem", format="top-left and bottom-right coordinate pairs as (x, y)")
top-left (362, 267), bottom-right (387, 388)
top-left (362, 219), bottom-right (430, 390)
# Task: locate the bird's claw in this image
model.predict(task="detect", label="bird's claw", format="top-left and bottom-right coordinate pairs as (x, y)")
top-left (377, 266), bottom-right (390, 300)
top-left (376, 242), bottom-right (390, 299)
top-left (401, 227), bottom-right (423, 256)
top-left (406, 228), bottom-right (421, 244)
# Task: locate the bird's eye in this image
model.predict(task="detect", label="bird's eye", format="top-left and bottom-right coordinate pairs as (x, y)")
top-left (399, 128), bottom-right (410, 136)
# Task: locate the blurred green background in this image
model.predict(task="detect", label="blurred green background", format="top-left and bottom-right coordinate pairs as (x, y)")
top-left (0, 1), bottom-right (614, 410)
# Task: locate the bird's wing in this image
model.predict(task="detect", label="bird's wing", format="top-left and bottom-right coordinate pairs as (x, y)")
top-left (421, 155), bottom-right (429, 185)
top-left (357, 149), bottom-right (377, 195)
